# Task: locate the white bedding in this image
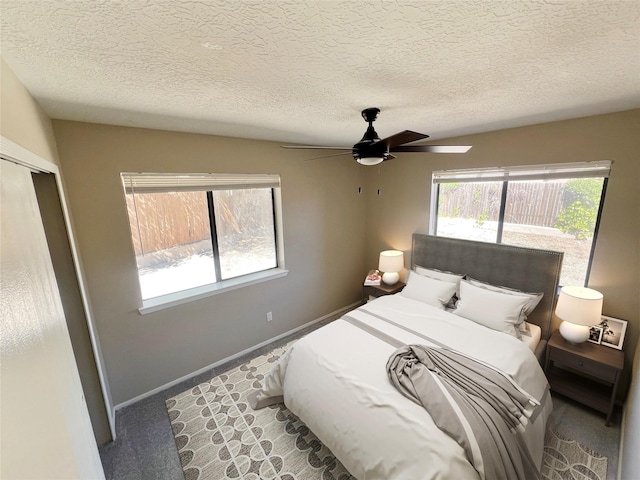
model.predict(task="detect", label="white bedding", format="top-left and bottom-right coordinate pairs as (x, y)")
top-left (522, 322), bottom-right (542, 352)
top-left (255, 295), bottom-right (552, 479)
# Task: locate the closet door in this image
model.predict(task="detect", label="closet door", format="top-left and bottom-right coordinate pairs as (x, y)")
top-left (0, 160), bottom-right (104, 479)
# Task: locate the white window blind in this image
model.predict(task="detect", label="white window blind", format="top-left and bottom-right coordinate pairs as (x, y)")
top-left (432, 161), bottom-right (611, 184)
top-left (121, 173), bottom-right (281, 194)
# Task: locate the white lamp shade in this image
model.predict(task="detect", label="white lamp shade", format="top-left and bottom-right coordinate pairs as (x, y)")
top-left (357, 157), bottom-right (384, 166)
top-left (379, 250), bottom-right (404, 285)
top-left (555, 286), bottom-right (603, 344)
top-left (555, 286), bottom-right (603, 326)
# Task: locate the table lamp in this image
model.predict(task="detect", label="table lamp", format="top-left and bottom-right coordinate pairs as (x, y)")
top-left (378, 250), bottom-right (404, 285)
top-left (555, 286), bottom-right (603, 344)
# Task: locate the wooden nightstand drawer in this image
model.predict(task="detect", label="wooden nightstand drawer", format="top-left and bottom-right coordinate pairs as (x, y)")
top-left (548, 347), bottom-right (618, 382)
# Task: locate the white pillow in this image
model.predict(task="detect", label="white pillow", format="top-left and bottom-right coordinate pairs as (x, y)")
top-left (453, 280), bottom-right (532, 338)
top-left (414, 266), bottom-right (464, 285)
top-left (400, 271), bottom-right (458, 310)
top-left (414, 266), bottom-right (464, 308)
top-left (466, 277), bottom-right (543, 329)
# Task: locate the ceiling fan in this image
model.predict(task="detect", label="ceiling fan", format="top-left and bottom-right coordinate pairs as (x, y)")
top-left (281, 107), bottom-right (471, 165)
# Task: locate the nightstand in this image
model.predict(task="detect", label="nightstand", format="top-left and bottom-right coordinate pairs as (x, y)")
top-left (362, 282), bottom-right (405, 303)
top-left (544, 329), bottom-right (624, 426)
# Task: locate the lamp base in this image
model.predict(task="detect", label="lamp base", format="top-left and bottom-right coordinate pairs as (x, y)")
top-left (559, 320), bottom-right (590, 344)
top-left (382, 272), bottom-right (399, 285)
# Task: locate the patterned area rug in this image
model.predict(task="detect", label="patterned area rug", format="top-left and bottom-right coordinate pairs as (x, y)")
top-left (542, 430), bottom-right (607, 480)
top-left (166, 341), bottom-right (607, 480)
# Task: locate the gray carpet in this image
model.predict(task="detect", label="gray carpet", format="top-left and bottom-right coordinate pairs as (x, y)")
top-left (100, 320), bottom-right (621, 480)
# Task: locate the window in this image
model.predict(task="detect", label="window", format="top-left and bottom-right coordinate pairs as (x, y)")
top-left (430, 161), bottom-right (610, 287)
top-left (122, 173), bottom-right (284, 307)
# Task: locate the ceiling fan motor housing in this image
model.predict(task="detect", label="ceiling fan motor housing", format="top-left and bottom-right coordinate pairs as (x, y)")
top-left (352, 140), bottom-right (390, 161)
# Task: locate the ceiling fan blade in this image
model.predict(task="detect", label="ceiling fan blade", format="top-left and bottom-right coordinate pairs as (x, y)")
top-left (380, 130), bottom-right (429, 148)
top-left (304, 152), bottom-right (353, 161)
top-left (391, 145), bottom-right (472, 154)
top-left (281, 145), bottom-right (351, 150)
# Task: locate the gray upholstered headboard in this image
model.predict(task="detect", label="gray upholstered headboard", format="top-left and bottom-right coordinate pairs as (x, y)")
top-left (411, 234), bottom-right (563, 341)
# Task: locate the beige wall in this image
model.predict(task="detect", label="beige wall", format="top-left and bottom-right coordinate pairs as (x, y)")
top-left (0, 59), bottom-right (60, 164)
top-left (364, 109), bottom-right (640, 395)
top-left (52, 121), bottom-right (368, 405)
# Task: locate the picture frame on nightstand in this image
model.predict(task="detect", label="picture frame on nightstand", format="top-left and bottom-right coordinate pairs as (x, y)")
top-left (599, 315), bottom-right (628, 350)
top-left (587, 325), bottom-right (603, 344)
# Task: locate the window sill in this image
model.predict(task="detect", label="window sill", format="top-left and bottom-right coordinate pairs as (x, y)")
top-left (138, 268), bottom-right (289, 315)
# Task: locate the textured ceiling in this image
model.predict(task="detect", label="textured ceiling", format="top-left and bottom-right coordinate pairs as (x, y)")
top-left (1, 0), bottom-right (639, 147)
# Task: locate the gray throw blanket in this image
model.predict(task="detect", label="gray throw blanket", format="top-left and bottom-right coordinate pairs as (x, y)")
top-left (387, 345), bottom-right (541, 480)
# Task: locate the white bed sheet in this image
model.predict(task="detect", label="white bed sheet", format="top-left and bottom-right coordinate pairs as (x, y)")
top-left (256, 295), bottom-right (552, 479)
top-left (522, 322), bottom-right (542, 352)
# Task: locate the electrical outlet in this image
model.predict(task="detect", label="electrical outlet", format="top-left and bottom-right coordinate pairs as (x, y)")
top-left (266, 311), bottom-right (273, 322)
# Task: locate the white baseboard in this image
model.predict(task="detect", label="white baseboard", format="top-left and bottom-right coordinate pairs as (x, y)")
top-left (114, 301), bottom-right (361, 412)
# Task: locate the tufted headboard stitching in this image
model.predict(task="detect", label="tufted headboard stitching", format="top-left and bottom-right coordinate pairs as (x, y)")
top-left (411, 234), bottom-right (563, 341)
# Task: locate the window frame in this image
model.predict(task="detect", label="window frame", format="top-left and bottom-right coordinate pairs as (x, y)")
top-left (428, 161), bottom-right (611, 287)
top-left (121, 173), bottom-right (287, 314)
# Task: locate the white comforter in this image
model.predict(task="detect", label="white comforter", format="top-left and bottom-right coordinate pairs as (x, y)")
top-left (255, 295), bottom-right (552, 480)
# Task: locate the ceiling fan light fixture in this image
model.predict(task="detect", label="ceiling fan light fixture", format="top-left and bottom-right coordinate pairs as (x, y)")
top-left (357, 157), bottom-right (385, 166)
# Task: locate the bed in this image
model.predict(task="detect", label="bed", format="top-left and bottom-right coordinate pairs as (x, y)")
top-left (251, 234), bottom-right (563, 479)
